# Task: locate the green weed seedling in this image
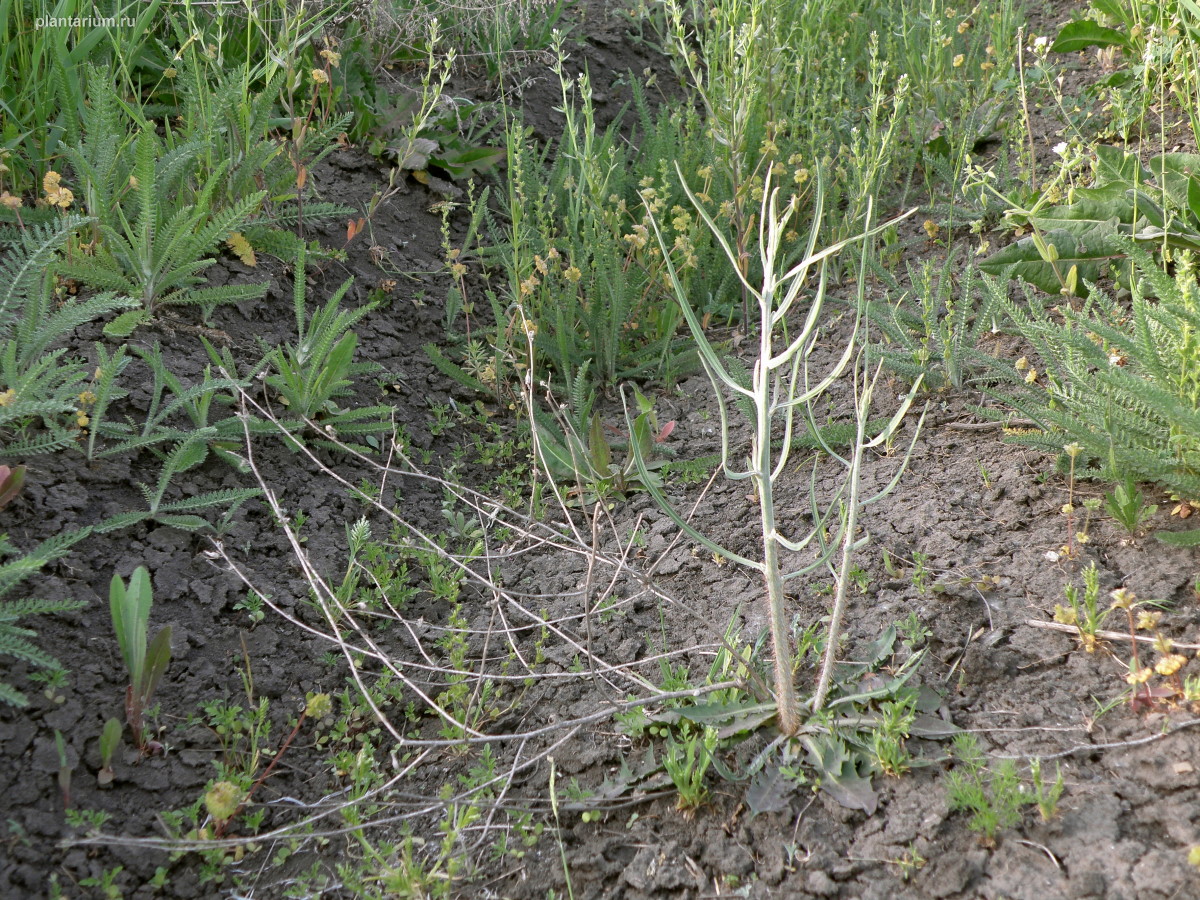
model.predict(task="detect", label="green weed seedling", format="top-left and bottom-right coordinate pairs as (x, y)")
top-left (1028, 757), bottom-right (1065, 821)
top-left (911, 551), bottom-right (931, 596)
top-left (55, 729), bottom-right (73, 809)
top-left (663, 727), bottom-right (719, 810)
top-left (97, 717), bottom-right (122, 788)
top-left (78, 865), bottom-right (123, 900)
top-left (110, 566), bottom-right (172, 753)
top-left (1053, 562), bottom-right (1106, 653)
top-left (64, 807), bottom-right (112, 836)
top-left (944, 733), bottom-right (1038, 846)
top-left (27, 665), bottom-right (67, 704)
top-left (266, 249), bottom-right (393, 451)
top-left (1105, 474), bottom-right (1158, 535)
top-left (232, 592), bottom-right (267, 627)
top-left (535, 379), bottom-right (674, 504)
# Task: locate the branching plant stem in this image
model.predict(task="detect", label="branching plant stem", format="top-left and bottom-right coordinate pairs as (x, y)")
top-left (638, 163), bottom-right (921, 732)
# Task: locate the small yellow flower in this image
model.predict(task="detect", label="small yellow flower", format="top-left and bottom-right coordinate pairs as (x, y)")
top-left (953, 54), bottom-right (965, 67)
top-left (311, 68), bottom-right (329, 85)
top-left (204, 781), bottom-right (244, 824)
top-left (1061, 503), bottom-right (1074, 515)
top-left (1015, 356), bottom-right (1029, 371)
top-left (0, 389), bottom-right (15, 406)
top-left (305, 692), bottom-right (333, 718)
top-left (1053, 604), bottom-right (1077, 626)
top-left (1125, 666), bottom-right (1153, 685)
top-left (450, 262), bottom-right (467, 278)
top-left (0, 191), bottom-right (22, 210)
top-left (1136, 610), bottom-right (1162, 631)
top-left (958, 19), bottom-right (971, 33)
top-left (78, 390), bottom-right (97, 406)
top-left (534, 254), bottom-right (548, 275)
top-left (42, 171), bottom-right (73, 208)
top-left (1024, 368), bottom-right (1038, 384)
top-left (1189, 846), bottom-right (1200, 867)
top-left (76, 413), bottom-right (90, 428)
top-left (1155, 654), bottom-right (1187, 677)
top-left (320, 49), bottom-right (341, 67)
top-left (563, 265), bottom-right (582, 283)
top-left (923, 219), bottom-right (940, 240)
top-left (163, 67), bottom-right (177, 79)
top-left (980, 61), bottom-right (995, 71)
top-left (1110, 587), bottom-right (1136, 610)
top-left (1064, 442), bottom-right (1083, 458)
top-left (623, 224), bottom-right (649, 250)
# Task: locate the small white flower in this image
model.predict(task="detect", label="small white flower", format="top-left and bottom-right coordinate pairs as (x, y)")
top-left (1052, 142), bottom-right (1069, 157)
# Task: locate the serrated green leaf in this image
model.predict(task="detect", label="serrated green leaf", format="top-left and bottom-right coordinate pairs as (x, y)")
top-left (1155, 529), bottom-right (1200, 547)
top-left (746, 763), bottom-right (796, 816)
top-left (154, 514), bottom-right (212, 531)
top-left (802, 734), bottom-right (878, 814)
top-left (104, 308), bottom-right (152, 338)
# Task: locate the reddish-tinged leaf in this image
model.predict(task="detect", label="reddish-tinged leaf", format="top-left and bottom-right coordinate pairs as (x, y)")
top-left (0, 465), bottom-right (26, 510)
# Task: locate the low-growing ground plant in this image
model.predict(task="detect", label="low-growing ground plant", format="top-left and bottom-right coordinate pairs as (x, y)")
top-left (54, 72), bottom-right (268, 335)
top-left (975, 242), bottom-right (1200, 546)
top-left (0, 216), bottom-right (132, 457)
top-left (1105, 473), bottom-right (1159, 535)
top-left (867, 253), bottom-right (1003, 390)
top-left (944, 733), bottom-right (1035, 846)
top-left (266, 249), bottom-right (394, 450)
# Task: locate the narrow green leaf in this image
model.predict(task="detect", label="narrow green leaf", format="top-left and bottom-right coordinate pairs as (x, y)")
top-left (140, 625), bottom-right (172, 704)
